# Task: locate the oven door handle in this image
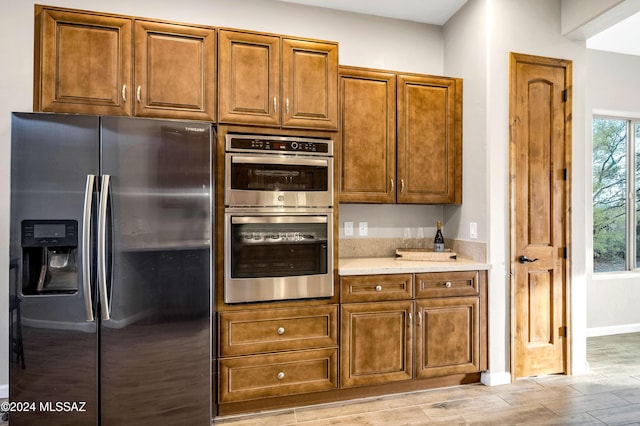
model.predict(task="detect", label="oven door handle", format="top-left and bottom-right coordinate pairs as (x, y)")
top-left (231, 155), bottom-right (329, 167)
top-left (231, 216), bottom-right (328, 225)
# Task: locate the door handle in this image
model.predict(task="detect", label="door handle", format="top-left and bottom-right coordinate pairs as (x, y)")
top-left (98, 175), bottom-right (111, 321)
top-left (82, 175), bottom-right (95, 322)
top-left (518, 255), bottom-right (539, 264)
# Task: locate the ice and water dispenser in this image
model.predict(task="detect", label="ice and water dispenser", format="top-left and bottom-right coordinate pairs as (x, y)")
top-left (21, 219), bottom-right (79, 295)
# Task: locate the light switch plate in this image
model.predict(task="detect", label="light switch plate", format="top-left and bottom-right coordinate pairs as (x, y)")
top-left (359, 221), bottom-right (368, 236)
top-left (344, 221), bottom-right (354, 236)
top-left (470, 222), bottom-right (477, 239)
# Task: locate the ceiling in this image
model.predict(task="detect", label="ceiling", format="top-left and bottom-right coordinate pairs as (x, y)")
top-left (587, 12), bottom-right (640, 56)
top-left (276, 0), bottom-right (468, 25)
top-left (277, 0), bottom-right (640, 56)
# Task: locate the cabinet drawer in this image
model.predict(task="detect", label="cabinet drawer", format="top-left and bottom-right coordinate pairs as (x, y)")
top-left (219, 348), bottom-right (338, 402)
top-left (415, 271), bottom-right (479, 298)
top-left (219, 305), bottom-right (338, 357)
top-left (341, 274), bottom-right (413, 302)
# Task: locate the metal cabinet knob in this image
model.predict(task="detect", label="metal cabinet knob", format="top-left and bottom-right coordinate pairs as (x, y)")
top-left (444, 281), bottom-right (452, 288)
top-left (375, 285), bottom-right (383, 292)
top-left (277, 371), bottom-right (285, 380)
top-left (277, 327), bottom-right (285, 335)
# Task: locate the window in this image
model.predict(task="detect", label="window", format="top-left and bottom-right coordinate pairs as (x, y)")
top-left (592, 116), bottom-right (640, 272)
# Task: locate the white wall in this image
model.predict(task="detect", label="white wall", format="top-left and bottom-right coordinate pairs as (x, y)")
top-left (0, 0), bottom-right (445, 395)
top-left (586, 49), bottom-right (640, 336)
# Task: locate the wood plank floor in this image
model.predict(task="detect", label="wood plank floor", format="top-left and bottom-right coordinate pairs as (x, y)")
top-left (2, 333), bottom-right (640, 425)
top-left (214, 333), bottom-right (640, 425)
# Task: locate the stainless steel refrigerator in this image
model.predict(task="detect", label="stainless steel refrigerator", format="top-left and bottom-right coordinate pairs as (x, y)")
top-left (9, 113), bottom-right (214, 425)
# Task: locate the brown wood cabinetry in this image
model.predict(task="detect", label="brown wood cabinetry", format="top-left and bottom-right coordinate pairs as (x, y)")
top-left (339, 271), bottom-right (486, 389)
top-left (133, 20), bottom-right (216, 120)
top-left (34, 6), bottom-right (216, 120)
top-left (35, 8), bottom-right (132, 116)
top-left (218, 29), bottom-right (338, 130)
top-left (339, 66), bottom-right (462, 204)
top-left (218, 305), bottom-right (339, 404)
top-left (340, 300), bottom-right (414, 388)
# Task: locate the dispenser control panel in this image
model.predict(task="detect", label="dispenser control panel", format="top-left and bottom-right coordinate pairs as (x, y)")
top-left (22, 220), bottom-right (78, 247)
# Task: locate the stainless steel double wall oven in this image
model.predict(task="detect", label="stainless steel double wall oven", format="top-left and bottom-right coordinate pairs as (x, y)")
top-left (224, 134), bottom-right (334, 303)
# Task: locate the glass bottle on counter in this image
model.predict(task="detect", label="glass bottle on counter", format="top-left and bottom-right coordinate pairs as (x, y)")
top-left (434, 221), bottom-right (445, 252)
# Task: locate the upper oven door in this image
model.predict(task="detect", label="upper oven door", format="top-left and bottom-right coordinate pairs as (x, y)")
top-left (225, 153), bottom-right (333, 207)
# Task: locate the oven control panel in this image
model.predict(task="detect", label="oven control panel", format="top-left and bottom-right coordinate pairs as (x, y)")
top-left (226, 135), bottom-right (332, 155)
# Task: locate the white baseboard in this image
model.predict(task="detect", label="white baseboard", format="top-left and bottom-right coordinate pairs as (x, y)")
top-left (0, 384), bottom-right (8, 398)
top-left (481, 371), bottom-right (511, 386)
top-left (587, 323), bottom-right (640, 337)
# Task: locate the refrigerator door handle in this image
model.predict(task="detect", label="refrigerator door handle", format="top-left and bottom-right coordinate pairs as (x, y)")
top-left (98, 174), bottom-right (111, 321)
top-left (82, 175), bottom-right (96, 322)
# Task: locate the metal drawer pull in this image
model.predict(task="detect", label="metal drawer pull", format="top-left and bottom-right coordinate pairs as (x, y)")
top-left (273, 97), bottom-right (277, 113)
top-left (277, 372), bottom-right (285, 380)
top-left (390, 178), bottom-right (394, 191)
top-left (375, 285), bottom-right (383, 292)
top-left (418, 311), bottom-right (422, 326)
top-left (121, 84), bottom-right (127, 102)
top-left (136, 85), bottom-right (142, 103)
top-left (444, 281), bottom-right (452, 288)
top-left (277, 327), bottom-right (285, 335)
top-left (408, 312), bottom-right (412, 326)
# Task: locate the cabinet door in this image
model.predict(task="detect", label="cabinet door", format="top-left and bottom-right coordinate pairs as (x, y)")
top-left (340, 301), bottom-right (413, 388)
top-left (134, 21), bottom-right (215, 120)
top-left (36, 8), bottom-right (132, 115)
top-left (397, 75), bottom-right (462, 204)
top-left (217, 30), bottom-right (280, 126)
top-left (415, 297), bottom-right (480, 379)
top-left (282, 39), bottom-right (338, 130)
top-left (339, 67), bottom-right (396, 203)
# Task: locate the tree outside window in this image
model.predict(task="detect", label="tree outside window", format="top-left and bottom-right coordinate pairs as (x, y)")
top-left (592, 117), bottom-right (640, 272)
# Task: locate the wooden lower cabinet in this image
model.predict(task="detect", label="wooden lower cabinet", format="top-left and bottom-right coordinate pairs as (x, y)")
top-left (219, 348), bottom-right (338, 402)
top-left (415, 297), bottom-right (481, 379)
top-left (339, 271), bottom-right (486, 388)
top-left (217, 305), bottom-right (339, 405)
top-left (340, 301), bottom-right (414, 388)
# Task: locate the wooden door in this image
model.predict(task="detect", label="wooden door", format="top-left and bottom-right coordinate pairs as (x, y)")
top-left (339, 67), bottom-right (396, 203)
top-left (36, 8), bottom-right (132, 115)
top-left (282, 39), bottom-right (338, 130)
top-left (397, 74), bottom-right (462, 204)
top-left (217, 30), bottom-right (280, 126)
top-left (340, 301), bottom-right (413, 388)
top-left (510, 53), bottom-right (571, 378)
top-left (415, 297), bottom-right (480, 379)
top-left (134, 21), bottom-right (215, 120)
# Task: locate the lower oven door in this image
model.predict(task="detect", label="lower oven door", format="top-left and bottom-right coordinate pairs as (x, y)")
top-left (224, 209), bottom-right (334, 303)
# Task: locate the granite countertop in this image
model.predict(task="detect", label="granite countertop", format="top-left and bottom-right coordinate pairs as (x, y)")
top-left (338, 256), bottom-right (491, 276)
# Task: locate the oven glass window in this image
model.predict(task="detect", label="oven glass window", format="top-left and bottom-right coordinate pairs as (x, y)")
top-left (231, 162), bottom-right (328, 192)
top-left (230, 219), bottom-right (328, 278)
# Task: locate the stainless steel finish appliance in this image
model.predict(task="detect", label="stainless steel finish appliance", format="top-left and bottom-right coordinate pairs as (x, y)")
top-left (225, 134), bottom-right (333, 208)
top-left (9, 113), bottom-right (214, 425)
top-left (224, 208), bottom-right (333, 303)
top-left (224, 133), bottom-right (334, 303)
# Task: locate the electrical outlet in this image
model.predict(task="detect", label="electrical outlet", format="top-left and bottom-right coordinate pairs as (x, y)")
top-left (470, 222), bottom-right (477, 239)
top-left (359, 222), bottom-right (368, 236)
top-left (344, 221), bottom-right (354, 236)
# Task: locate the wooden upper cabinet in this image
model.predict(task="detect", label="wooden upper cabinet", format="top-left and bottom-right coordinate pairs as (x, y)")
top-left (282, 39), bottom-right (338, 130)
top-left (397, 74), bottom-right (462, 204)
top-left (217, 30), bottom-right (280, 126)
top-left (134, 21), bottom-right (216, 120)
top-left (35, 8), bottom-right (132, 115)
top-left (339, 67), bottom-right (396, 203)
top-left (218, 30), bottom-right (338, 130)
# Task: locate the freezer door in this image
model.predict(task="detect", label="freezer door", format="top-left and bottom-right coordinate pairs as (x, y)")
top-left (99, 117), bottom-right (212, 425)
top-left (9, 112), bottom-right (99, 425)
